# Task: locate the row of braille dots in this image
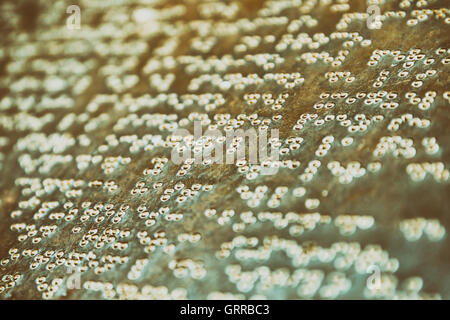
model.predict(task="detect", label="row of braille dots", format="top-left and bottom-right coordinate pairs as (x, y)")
top-left (236, 185), bottom-right (269, 208)
top-left (87, 179), bottom-right (118, 193)
top-left (396, 68), bottom-right (436, 88)
top-left (2, 93), bottom-right (53, 114)
top-left (176, 54), bottom-right (267, 75)
top-left (121, 93), bottom-right (226, 113)
top-left (0, 274), bottom-right (22, 294)
top-left (168, 259), bottom-right (207, 279)
top-left (297, 48), bottom-right (353, 67)
top-left (243, 92), bottom-right (289, 111)
top-left (234, 34), bottom-right (276, 54)
top-left (100, 55), bottom-right (138, 77)
top-left (314, 135), bottom-right (335, 158)
top-left (8, 73), bottom-right (88, 95)
top-left (399, 218), bottom-right (446, 241)
top-left (35, 275), bottom-right (65, 299)
top-left (236, 209), bottom-right (374, 237)
top-left (153, 182), bottom-right (213, 203)
top-left (127, 258), bottom-right (149, 280)
top-left (177, 232), bottom-right (201, 244)
top-left (115, 283), bottom-right (187, 300)
top-left (232, 211), bottom-right (258, 232)
top-left (406, 162), bottom-right (449, 183)
top-left (293, 112), bottom-right (384, 132)
top-left (405, 91), bottom-right (437, 111)
top-left (406, 7), bottom-right (450, 26)
top-left (318, 272), bottom-right (352, 299)
top-left (33, 258), bottom-right (93, 296)
top-left (336, 11), bottom-right (382, 31)
top-left (339, 243), bottom-right (399, 276)
top-left (188, 67), bottom-right (305, 92)
top-left (75, 154), bottom-right (105, 170)
top-left (19, 154), bottom-right (123, 176)
top-left (218, 235), bottom-right (264, 261)
top-left (10, 208), bottom-right (57, 238)
top-left (10, 26), bottom-right (142, 58)
top-left (105, 74), bottom-right (139, 93)
top-left (187, 54), bottom-right (285, 91)
top-left (238, 210), bottom-right (326, 235)
top-left (220, 73), bottom-right (305, 90)
top-left (285, 15), bottom-right (319, 34)
top-left (327, 160), bottom-right (378, 184)
top-left (299, 160), bottom-right (321, 183)
top-left (9, 222), bottom-right (55, 244)
top-left (421, 137), bottom-right (440, 155)
top-left (5, 246), bottom-right (63, 270)
top-left (334, 215), bottom-right (375, 235)
top-left (257, 0), bottom-right (316, 19)
top-left (100, 156), bottom-right (131, 174)
top-left (137, 229), bottom-right (177, 255)
top-left (236, 159), bottom-right (300, 180)
top-left (176, 157), bottom-right (195, 177)
top-left (78, 224), bottom-right (131, 251)
top-left (279, 136), bottom-right (304, 155)
top-left (205, 73), bottom-right (269, 92)
top-left (224, 264), bottom-right (328, 295)
top-left (199, 1), bottom-right (239, 19)
top-left (211, 111), bottom-right (277, 129)
top-left (113, 113), bottom-right (177, 132)
top-left (266, 186), bottom-right (289, 209)
top-left (61, 249), bottom-right (121, 271)
top-left (391, 277), bottom-right (440, 300)
top-left (190, 33), bottom-right (217, 54)
top-left (263, 212), bottom-right (327, 235)
top-left (236, 183), bottom-right (318, 210)
top-left (1, 247), bottom-right (28, 266)
top-left (317, 94), bottom-right (397, 111)
top-left (369, 48), bottom-right (449, 69)
top-left (29, 246), bottom-right (106, 275)
top-left (373, 70), bottom-right (392, 88)
top-left (14, 178), bottom-right (84, 200)
top-left (80, 281), bottom-right (115, 299)
top-left (141, 157), bottom-right (168, 178)
top-left (411, 69), bottom-right (437, 89)
top-left (114, 283), bottom-right (187, 300)
top-left (0, 105), bottom-right (53, 130)
top-left (104, 133), bottom-right (171, 154)
top-left (205, 208), bottom-right (236, 226)
top-left (17, 154), bottom-right (68, 175)
top-left (388, 113), bottom-right (431, 132)
top-left (286, 240), bottom-right (396, 277)
top-left (223, 241), bottom-right (400, 297)
top-left (149, 73), bottom-right (175, 92)
top-left (325, 71), bottom-right (355, 84)
top-left (365, 275), bottom-right (439, 300)
top-left (8, 55), bottom-right (93, 77)
top-left (373, 136), bottom-right (416, 159)
top-left (321, 90), bottom-right (398, 104)
top-left (136, 205), bottom-right (177, 227)
top-left (70, 202), bottom-right (129, 226)
top-left (16, 133), bottom-right (75, 153)
top-left (400, 0), bottom-right (432, 8)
